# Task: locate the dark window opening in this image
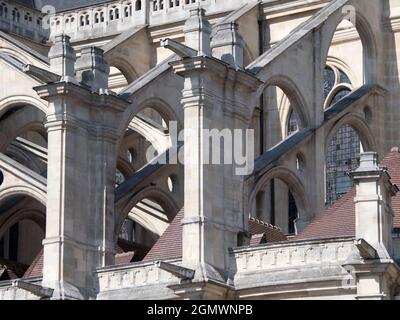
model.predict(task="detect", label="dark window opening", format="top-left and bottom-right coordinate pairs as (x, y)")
top-left (288, 191), bottom-right (298, 235)
top-left (9, 224), bottom-right (19, 261)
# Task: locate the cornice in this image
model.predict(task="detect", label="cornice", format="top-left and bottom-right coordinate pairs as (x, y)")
top-left (34, 81), bottom-right (130, 113)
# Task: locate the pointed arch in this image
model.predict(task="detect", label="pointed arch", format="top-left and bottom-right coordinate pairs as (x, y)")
top-left (262, 75), bottom-right (311, 130)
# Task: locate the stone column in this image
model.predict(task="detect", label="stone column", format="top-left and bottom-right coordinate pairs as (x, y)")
top-left (35, 36), bottom-right (128, 299)
top-left (346, 152), bottom-right (400, 300)
top-left (169, 10), bottom-right (261, 299)
top-left (350, 152), bottom-right (398, 257)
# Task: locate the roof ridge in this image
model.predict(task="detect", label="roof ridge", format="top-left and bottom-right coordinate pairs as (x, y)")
top-left (248, 217), bottom-right (282, 231)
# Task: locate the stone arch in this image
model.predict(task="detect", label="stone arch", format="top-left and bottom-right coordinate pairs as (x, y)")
top-left (249, 166), bottom-right (311, 223)
top-left (0, 186), bottom-right (46, 207)
top-left (117, 97), bottom-right (181, 148)
top-left (0, 208), bottom-right (45, 240)
top-left (0, 95), bottom-right (48, 118)
top-left (320, 2), bottom-right (378, 86)
top-left (115, 186), bottom-right (180, 240)
top-left (108, 57), bottom-right (138, 84)
top-left (0, 105), bottom-right (46, 151)
top-left (261, 75), bottom-right (311, 130)
top-left (324, 113), bottom-right (376, 155)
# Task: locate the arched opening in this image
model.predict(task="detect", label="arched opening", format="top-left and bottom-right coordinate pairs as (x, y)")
top-left (108, 66), bottom-right (129, 93)
top-left (296, 152), bottom-right (306, 172)
top-left (364, 106), bottom-right (373, 124)
top-left (252, 178), bottom-right (299, 235)
top-left (256, 83), bottom-right (307, 154)
top-left (323, 10), bottom-right (377, 104)
top-left (116, 189), bottom-right (180, 262)
top-left (325, 124), bottom-right (365, 206)
top-left (0, 105), bottom-right (47, 176)
top-left (0, 195), bottom-right (45, 278)
top-left (135, 0), bottom-right (142, 11)
top-left (118, 105), bottom-right (173, 176)
top-left (113, 98), bottom-right (182, 263)
top-left (137, 107), bottom-right (169, 131)
top-left (118, 198), bottom-right (167, 248)
top-left (322, 12), bottom-right (377, 208)
top-left (264, 85), bottom-right (290, 148)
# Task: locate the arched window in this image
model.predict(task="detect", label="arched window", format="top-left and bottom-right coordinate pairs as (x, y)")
top-left (24, 12), bottom-right (32, 23)
top-left (0, 3), bottom-right (8, 18)
top-left (94, 12), bottom-right (100, 23)
top-left (109, 9), bottom-right (115, 20)
top-left (324, 65), bottom-right (359, 206)
top-left (80, 15), bottom-right (85, 26)
top-left (296, 153), bottom-right (305, 172)
top-left (287, 110), bottom-right (299, 137)
top-left (124, 6), bottom-right (129, 17)
top-left (12, 8), bottom-right (20, 22)
top-left (326, 125), bottom-right (361, 206)
top-left (85, 14), bottom-right (90, 25)
top-left (324, 65), bottom-right (352, 108)
top-left (115, 8), bottom-right (120, 19)
top-left (135, 0), bottom-right (142, 11)
top-left (100, 12), bottom-right (104, 22)
top-left (364, 106), bottom-right (373, 124)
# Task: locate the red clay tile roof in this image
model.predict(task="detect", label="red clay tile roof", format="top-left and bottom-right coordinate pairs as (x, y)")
top-left (294, 189), bottom-right (356, 241)
top-left (249, 234), bottom-right (267, 246)
top-left (143, 209), bottom-right (287, 262)
top-left (23, 248), bottom-right (43, 278)
top-left (142, 209), bottom-right (184, 262)
top-left (381, 149), bottom-right (400, 228)
top-left (248, 218), bottom-right (288, 242)
top-left (296, 149), bottom-right (400, 241)
top-left (115, 252), bottom-right (137, 265)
